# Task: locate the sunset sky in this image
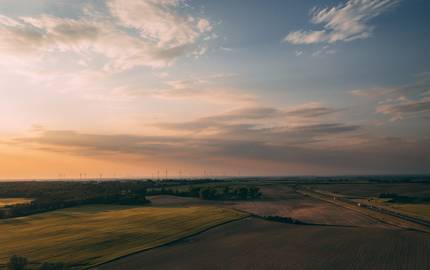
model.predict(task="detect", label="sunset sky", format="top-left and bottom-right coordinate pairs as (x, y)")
top-left (1, 0), bottom-right (429, 179)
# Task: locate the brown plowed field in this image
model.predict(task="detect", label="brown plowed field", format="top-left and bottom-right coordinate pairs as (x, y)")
top-left (96, 217), bottom-right (430, 270)
top-left (231, 185), bottom-right (385, 226)
top-left (149, 185), bottom-right (388, 227)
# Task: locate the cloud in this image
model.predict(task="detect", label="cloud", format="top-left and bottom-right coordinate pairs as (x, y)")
top-left (153, 104), bottom-right (354, 146)
top-left (115, 76), bottom-right (257, 106)
top-left (283, 0), bottom-right (400, 45)
top-left (0, 0), bottom-right (214, 70)
top-left (349, 87), bottom-right (394, 98)
top-left (311, 45), bottom-right (336, 56)
top-left (376, 96), bottom-right (430, 121)
top-left (11, 128), bottom-right (430, 174)
top-left (156, 103), bottom-right (342, 130)
top-left (220, 46), bottom-right (233, 52)
top-left (107, 0), bottom-right (211, 48)
top-left (14, 130), bottom-right (192, 159)
top-left (284, 103), bottom-right (343, 117)
top-left (285, 30), bottom-right (327, 45)
top-left (352, 72), bottom-right (430, 121)
top-left (197, 19), bottom-right (212, 33)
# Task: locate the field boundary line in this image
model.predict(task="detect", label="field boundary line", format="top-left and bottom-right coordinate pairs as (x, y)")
top-left (89, 213), bottom-right (250, 270)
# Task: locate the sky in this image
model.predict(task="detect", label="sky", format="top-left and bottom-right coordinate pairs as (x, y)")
top-left (0, 0), bottom-right (429, 179)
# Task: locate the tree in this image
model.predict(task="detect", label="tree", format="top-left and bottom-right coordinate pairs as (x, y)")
top-left (238, 187), bottom-right (248, 199)
top-left (199, 188), bottom-right (218, 200)
top-left (7, 255), bottom-right (28, 270)
top-left (38, 262), bottom-right (68, 270)
top-left (188, 186), bottom-right (201, 197)
top-left (199, 188), bottom-right (211, 199)
top-left (249, 187), bottom-right (261, 198)
top-left (223, 186), bottom-right (231, 197)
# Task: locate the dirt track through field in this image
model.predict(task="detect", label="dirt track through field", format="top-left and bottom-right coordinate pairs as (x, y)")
top-left (96, 217), bottom-right (430, 270)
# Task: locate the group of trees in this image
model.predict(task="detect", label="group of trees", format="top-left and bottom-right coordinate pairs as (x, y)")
top-left (378, 193), bottom-right (399, 199)
top-left (263, 215), bottom-right (308, 225)
top-left (7, 255), bottom-right (67, 270)
top-left (378, 193), bottom-right (430, 203)
top-left (196, 186), bottom-right (261, 200)
top-left (0, 180), bottom-right (261, 218)
top-left (0, 181), bottom-right (150, 219)
top-left (1, 192), bottom-right (150, 219)
top-left (148, 185), bottom-right (262, 201)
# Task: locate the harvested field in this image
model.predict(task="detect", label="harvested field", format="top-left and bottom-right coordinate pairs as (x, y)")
top-left (354, 198), bottom-right (430, 222)
top-left (308, 183), bottom-right (430, 198)
top-left (96, 217), bottom-right (430, 270)
top-left (230, 185), bottom-right (385, 227)
top-left (0, 204), bottom-right (246, 269)
top-left (0, 198), bottom-right (32, 207)
top-left (381, 203), bottom-right (430, 221)
top-left (148, 186), bottom-right (386, 227)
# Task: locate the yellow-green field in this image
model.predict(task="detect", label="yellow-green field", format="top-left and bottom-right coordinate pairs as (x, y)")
top-left (0, 198), bottom-right (32, 207)
top-left (389, 203), bottom-right (430, 220)
top-left (0, 205), bottom-right (246, 269)
top-left (358, 198), bottom-right (430, 221)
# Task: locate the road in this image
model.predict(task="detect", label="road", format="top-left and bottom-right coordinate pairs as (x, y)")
top-left (297, 187), bottom-right (430, 233)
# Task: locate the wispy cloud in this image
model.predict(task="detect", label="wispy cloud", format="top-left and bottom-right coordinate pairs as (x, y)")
top-left (107, 0), bottom-right (210, 48)
top-left (283, 0), bottom-right (400, 45)
top-left (377, 96), bottom-right (430, 121)
top-left (351, 72), bottom-right (430, 121)
top-left (0, 0), bottom-right (214, 71)
top-left (11, 127), bottom-right (430, 174)
top-left (154, 103), bottom-right (351, 144)
top-left (115, 75), bottom-right (256, 106)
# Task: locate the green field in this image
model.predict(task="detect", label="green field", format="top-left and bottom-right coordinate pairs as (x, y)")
top-left (0, 205), bottom-right (246, 269)
top-left (0, 198), bottom-right (32, 207)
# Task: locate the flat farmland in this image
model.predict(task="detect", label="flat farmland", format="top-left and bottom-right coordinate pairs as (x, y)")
top-left (149, 185), bottom-right (386, 226)
top-left (354, 197), bottom-right (430, 222)
top-left (380, 203), bottom-right (430, 221)
top-left (97, 217), bottom-right (430, 270)
top-left (0, 198), bottom-right (32, 207)
top-left (306, 182), bottom-right (430, 224)
top-left (0, 204), bottom-right (246, 269)
top-left (308, 183), bottom-right (430, 198)
top-left (229, 185), bottom-right (385, 227)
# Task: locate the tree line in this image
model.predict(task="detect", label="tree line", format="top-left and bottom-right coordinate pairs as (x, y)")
top-left (378, 193), bottom-right (430, 203)
top-left (0, 181), bottom-right (150, 219)
top-left (0, 180), bottom-right (259, 218)
top-left (147, 185), bottom-right (262, 200)
top-left (6, 255), bottom-right (67, 270)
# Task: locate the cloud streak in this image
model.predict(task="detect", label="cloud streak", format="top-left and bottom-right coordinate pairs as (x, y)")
top-left (283, 0), bottom-right (400, 45)
top-left (0, 0), bottom-right (214, 70)
top-left (377, 96), bottom-right (430, 121)
top-left (153, 104), bottom-right (357, 147)
top-left (351, 72), bottom-right (430, 121)
top-left (115, 76), bottom-right (257, 106)
top-left (11, 127), bottom-right (430, 174)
